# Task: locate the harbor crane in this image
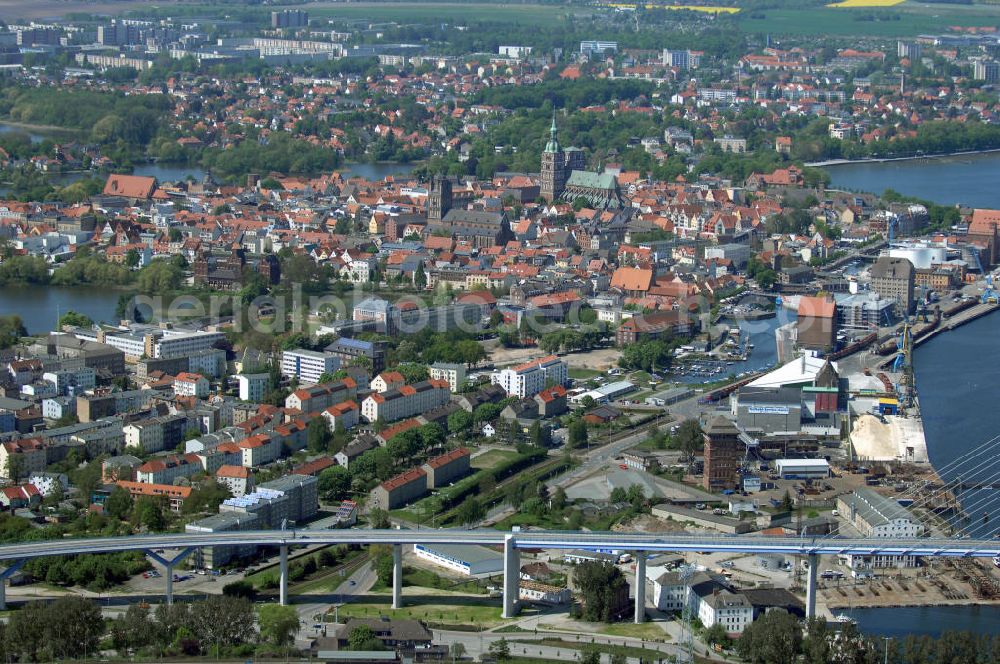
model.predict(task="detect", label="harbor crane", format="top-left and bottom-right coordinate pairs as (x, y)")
top-left (982, 274), bottom-right (998, 305)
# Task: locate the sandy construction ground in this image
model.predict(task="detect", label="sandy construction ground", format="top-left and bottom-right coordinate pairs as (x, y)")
top-left (489, 345), bottom-right (620, 371)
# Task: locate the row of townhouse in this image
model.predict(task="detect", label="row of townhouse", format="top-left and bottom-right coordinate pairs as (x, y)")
top-left (284, 378), bottom-right (358, 413)
top-left (360, 379), bottom-right (451, 423)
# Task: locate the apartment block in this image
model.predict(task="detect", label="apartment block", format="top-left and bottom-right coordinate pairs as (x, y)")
top-left (491, 355), bottom-right (568, 398)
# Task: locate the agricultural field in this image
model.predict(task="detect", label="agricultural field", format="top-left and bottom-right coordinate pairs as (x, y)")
top-left (737, 2), bottom-right (1000, 36)
top-left (307, 2), bottom-right (576, 23)
top-left (828, 0), bottom-right (906, 7)
top-left (605, 3), bottom-right (740, 12)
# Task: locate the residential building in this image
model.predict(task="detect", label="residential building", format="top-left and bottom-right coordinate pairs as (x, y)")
top-left (491, 355), bottom-right (568, 398)
top-left (428, 363), bottom-right (466, 392)
top-left (136, 454), bottom-right (203, 484)
top-left (282, 348), bottom-right (341, 384)
top-left (0, 438), bottom-right (47, 480)
top-left (321, 400), bottom-right (360, 432)
top-left (285, 379), bottom-right (357, 413)
top-left (421, 448), bottom-right (470, 488)
top-left (370, 468), bottom-right (427, 509)
top-left (371, 371), bottom-right (406, 393)
top-left (216, 465), bottom-right (254, 497)
top-left (116, 480), bottom-right (192, 513)
top-left (173, 372), bottom-right (210, 398)
top-left (235, 373), bottom-right (269, 403)
top-left (123, 414), bottom-right (186, 454)
top-left (361, 379), bottom-right (451, 423)
top-left (335, 434), bottom-right (379, 468)
top-left (325, 337), bottom-right (387, 374)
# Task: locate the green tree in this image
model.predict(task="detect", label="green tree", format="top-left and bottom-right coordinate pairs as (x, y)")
top-left (735, 609), bottom-right (803, 664)
top-left (488, 638), bottom-right (511, 661)
top-left (307, 416), bottom-right (332, 453)
top-left (348, 625), bottom-right (384, 651)
top-left (131, 496), bottom-right (167, 531)
top-left (673, 420), bottom-right (704, 457)
top-left (447, 409), bottom-right (473, 434)
top-left (190, 595), bottom-right (257, 650)
top-left (45, 596), bottom-right (104, 660)
top-left (125, 248), bottom-right (140, 268)
top-left (0, 314), bottom-right (27, 349)
top-left (568, 418), bottom-right (589, 449)
top-left (457, 497), bottom-right (486, 525)
top-left (318, 465), bottom-right (351, 501)
top-left (222, 579), bottom-right (257, 600)
top-left (414, 262), bottom-right (427, 289)
top-left (57, 310), bottom-right (93, 329)
top-left (111, 603), bottom-right (154, 655)
top-left (369, 507), bottom-right (390, 529)
top-left (259, 604), bottom-right (300, 647)
top-left (105, 485), bottom-right (134, 521)
top-left (573, 561), bottom-right (629, 622)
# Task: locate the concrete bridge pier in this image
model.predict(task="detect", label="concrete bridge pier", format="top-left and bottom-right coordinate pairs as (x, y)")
top-left (279, 545), bottom-right (289, 606)
top-left (0, 560), bottom-right (25, 611)
top-left (502, 534), bottom-right (520, 618)
top-left (805, 553), bottom-right (818, 620)
top-left (392, 544), bottom-right (403, 609)
top-left (145, 547), bottom-right (194, 606)
top-left (634, 552), bottom-right (646, 624)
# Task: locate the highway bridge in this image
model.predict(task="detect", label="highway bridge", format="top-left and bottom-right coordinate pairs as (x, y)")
top-left (0, 529), bottom-right (997, 623)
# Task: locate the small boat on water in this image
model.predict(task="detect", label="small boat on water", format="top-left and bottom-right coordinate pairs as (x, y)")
top-left (834, 614), bottom-right (857, 625)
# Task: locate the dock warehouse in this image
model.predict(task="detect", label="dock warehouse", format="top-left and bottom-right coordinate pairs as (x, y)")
top-left (774, 458), bottom-right (830, 480)
top-left (569, 380), bottom-right (636, 405)
top-left (413, 543), bottom-right (503, 576)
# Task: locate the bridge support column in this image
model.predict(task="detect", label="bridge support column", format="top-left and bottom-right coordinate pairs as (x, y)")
top-left (145, 548), bottom-right (194, 606)
top-left (392, 544), bottom-right (403, 609)
top-left (0, 560), bottom-right (25, 611)
top-left (279, 545), bottom-right (289, 606)
top-left (634, 552), bottom-right (646, 624)
top-left (502, 534), bottom-right (520, 619)
top-left (806, 553), bottom-right (818, 620)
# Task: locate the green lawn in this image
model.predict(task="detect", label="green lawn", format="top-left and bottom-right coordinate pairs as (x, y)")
top-left (371, 567), bottom-right (486, 595)
top-left (568, 367), bottom-right (602, 380)
top-left (309, 2), bottom-right (577, 24)
top-left (736, 3), bottom-right (1000, 36)
top-left (326, 593), bottom-right (507, 627)
top-left (472, 448), bottom-right (520, 470)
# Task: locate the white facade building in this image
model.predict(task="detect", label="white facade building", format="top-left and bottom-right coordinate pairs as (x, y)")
top-left (281, 348), bottom-right (341, 384)
top-left (235, 373), bottom-right (269, 403)
top-left (491, 355), bottom-right (568, 398)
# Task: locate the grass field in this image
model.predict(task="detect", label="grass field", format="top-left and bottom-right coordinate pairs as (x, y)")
top-left (568, 367), bottom-right (602, 379)
top-left (328, 592), bottom-right (506, 626)
top-left (828, 0), bottom-right (906, 6)
top-left (471, 448), bottom-right (520, 470)
top-left (737, 2), bottom-right (1000, 36)
top-left (308, 2), bottom-right (574, 23)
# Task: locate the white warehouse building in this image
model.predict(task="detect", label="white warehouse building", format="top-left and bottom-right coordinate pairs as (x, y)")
top-left (413, 543), bottom-right (503, 577)
top-left (774, 458), bottom-right (830, 480)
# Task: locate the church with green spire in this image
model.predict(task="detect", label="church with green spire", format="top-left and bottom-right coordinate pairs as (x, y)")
top-left (539, 114), bottom-right (624, 210)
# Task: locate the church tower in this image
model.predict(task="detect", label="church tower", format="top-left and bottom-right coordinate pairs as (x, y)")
top-left (540, 113), bottom-right (566, 202)
top-left (427, 174), bottom-right (453, 223)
